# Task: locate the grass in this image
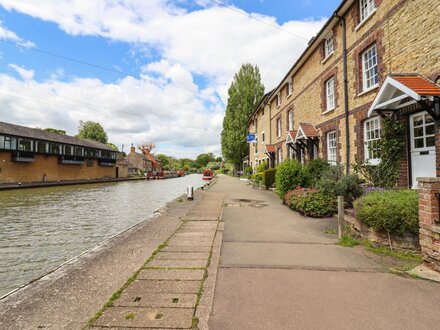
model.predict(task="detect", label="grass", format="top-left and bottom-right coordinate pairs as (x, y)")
top-left (324, 229), bottom-right (337, 235)
top-left (337, 235), bottom-right (361, 247)
top-left (125, 313), bottom-right (135, 320)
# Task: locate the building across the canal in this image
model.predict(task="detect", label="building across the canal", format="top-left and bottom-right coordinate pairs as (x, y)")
top-left (125, 145), bottom-right (163, 176)
top-left (0, 121), bottom-right (118, 184)
top-left (247, 0), bottom-right (440, 188)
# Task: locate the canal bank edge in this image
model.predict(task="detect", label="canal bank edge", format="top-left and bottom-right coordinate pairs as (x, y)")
top-left (86, 178), bottom-right (224, 329)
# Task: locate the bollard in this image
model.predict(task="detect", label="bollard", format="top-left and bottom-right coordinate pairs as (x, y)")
top-left (337, 196), bottom-right (344, 239)
top-left (187, 186), bottom-right (194, 200)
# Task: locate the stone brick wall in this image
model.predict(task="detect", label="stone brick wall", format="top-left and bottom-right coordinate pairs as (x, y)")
top-left (0, 152), bottom-right (116, 183)
top-left (248, 101), bottom-right (272, 171)
top-left (258, 0), bottom-right (439, 185)
top-left (418, 177), bottom-right (440, 271)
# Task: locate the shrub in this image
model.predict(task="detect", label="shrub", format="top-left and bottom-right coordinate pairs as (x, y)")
top-left (262, 168), bottom-right (276, 189)
top-left (257, 161), bottom-right (267, 173)
top-left (303, 158), bottom-right (330, 187)
top-left (316, 165), bottom-right (363, 206)
top-left (252, 173), bottom-right (263, 185)
top-left (244, 166), bottom-right (253, 175)
top-left (290, 188), bottom-right (338, 218)
top-left (354, 189), bottom-right (419, 235)
top-left (220, 168), bottom-right (230, 174)
top-left (275, 159), bottom-right (306, 199)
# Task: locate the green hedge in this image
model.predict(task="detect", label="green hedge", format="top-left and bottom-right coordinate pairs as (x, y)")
top-left (275, 159), bottom-right (307, 198)
top-left (289, 188), bottom-right (337, 218)
top-left (354, 189), bottom-right (419, 235)
top-left (262, 168), bottom-right (276, 189)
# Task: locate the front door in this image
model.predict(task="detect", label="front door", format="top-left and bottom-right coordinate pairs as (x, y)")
top-left (410, 111), bottom-right (436, 188)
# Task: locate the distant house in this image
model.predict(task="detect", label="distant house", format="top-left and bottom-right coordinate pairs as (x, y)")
top-left (126, 145), bottom-right (151, 176)
top-left (0, 121), bottom-right (117, 183)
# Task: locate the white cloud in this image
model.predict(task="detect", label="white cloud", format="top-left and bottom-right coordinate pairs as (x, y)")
top-left (8, 64), bottom-right (35, 80)
top-left (0, 20), bottom-right (35, 47)
top-left (0, 0), bottom-right (327, 157)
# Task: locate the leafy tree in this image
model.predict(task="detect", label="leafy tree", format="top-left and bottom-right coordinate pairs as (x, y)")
top-left (107, 142), bottom-right (119, 151)
top-left (156, 154), bottom-right (172, 170)
top-left (195, 152), bottom-right (215, 168)
top-left (44, 128), bottom-right (66, 134)
top-left (76, 120), bottom-right (108, 144)
top-left (221, 63), bottom-right (264, 170)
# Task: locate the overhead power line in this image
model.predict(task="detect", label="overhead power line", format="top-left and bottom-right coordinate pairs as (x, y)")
top-left (205, 0), bottom-right (310, 41)
top-left (2, 40), bottom-right (199, 94)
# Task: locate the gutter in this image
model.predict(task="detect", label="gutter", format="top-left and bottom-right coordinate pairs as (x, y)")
top-left (334, 12), bottom-right (351, 174)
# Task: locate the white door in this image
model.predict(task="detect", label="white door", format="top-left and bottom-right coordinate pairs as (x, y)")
top-left (410, 112), bottom-right (436, 188)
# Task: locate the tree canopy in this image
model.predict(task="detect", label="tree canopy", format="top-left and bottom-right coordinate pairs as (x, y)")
top-left (221, 63), bottom-right (264, 167)
top-left (44, 128), bottom-right (66, 134)
top-left (76, 120), bottom-right (108, 144)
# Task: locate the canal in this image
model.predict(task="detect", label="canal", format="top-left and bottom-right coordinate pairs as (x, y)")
top-left (0, 174), bottom-right (204, 297)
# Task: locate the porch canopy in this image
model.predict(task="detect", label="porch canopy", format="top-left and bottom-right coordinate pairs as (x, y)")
top-left (294, 123), bottom-right (319, 142)
top-left (264, 144), bottom-right (276, 157)
top-left (285, 130), bottom-right (297, 146)
top-left (368, 74), bottom-right (440, 118)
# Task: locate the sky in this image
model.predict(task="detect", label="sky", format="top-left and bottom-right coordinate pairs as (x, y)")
top-left (0, 0), bottom-right (341, 158)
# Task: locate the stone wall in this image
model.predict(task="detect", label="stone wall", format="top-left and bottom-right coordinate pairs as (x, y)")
top-left (418, 177), bottom-right (440, 271)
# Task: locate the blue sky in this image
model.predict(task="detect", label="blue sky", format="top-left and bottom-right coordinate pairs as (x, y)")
top-left (0, 0), bottom-right (340, 158)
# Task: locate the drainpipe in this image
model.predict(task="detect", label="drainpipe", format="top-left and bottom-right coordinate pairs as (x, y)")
top-left (266, 100), bottom-right (273, 167)
top-left (334, 13), bottom-right (350, 174)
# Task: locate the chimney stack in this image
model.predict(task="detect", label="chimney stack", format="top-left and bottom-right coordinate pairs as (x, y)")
top-left (130, 144), bottom-right (136, 154)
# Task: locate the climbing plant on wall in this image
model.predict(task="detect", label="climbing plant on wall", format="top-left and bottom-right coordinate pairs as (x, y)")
top-left (353, 116), bottom-right (405, 188)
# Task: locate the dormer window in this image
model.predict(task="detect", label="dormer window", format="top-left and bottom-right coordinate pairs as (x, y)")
top-left (324, 35), bottom-right (334, 58)
top-left (360, 0), bottom-right (375, 22)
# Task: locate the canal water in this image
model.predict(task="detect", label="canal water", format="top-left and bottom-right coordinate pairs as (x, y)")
top-left (0, 174), bottom-right (204, 297)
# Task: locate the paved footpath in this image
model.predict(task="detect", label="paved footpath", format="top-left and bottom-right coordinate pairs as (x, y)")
top-left (208, 175), bottom-right (440, 330)
top-left (90, 190), bottom-right (225, 329)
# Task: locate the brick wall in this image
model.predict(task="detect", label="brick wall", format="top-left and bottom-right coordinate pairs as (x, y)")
top-left (0, 152), bottom-right (116, 183)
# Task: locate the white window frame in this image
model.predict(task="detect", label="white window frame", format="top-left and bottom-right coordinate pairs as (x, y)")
top-left (327, 131), bottom-right (337, 164)
top-left (277, 148), bottom-right (283, 164)
top-left (324, 34), bottom-right (334, 58)
top-left (411, 112), bottom-right (436, 151)
top-left (276, 93), bottom-right (281, 108)
top-left (326, 77), bottom-right (335, 111)
top-left (362, 44), bottom-right (379, 91)
top-left (360, 0), bottom-right (376, 23)
top-left (288, 79), bottom-right (293, 96)
top-left (261, 131), bottom-right (265, 143)
top-left (288, 110), bottom-right (294, 131)
top-left (277, 118), bottom-right (282, 138)
top-left (364, 117), bottom-right (381, 165)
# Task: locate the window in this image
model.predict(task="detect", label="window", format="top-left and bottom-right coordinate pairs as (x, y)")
top-left (276, 93), bottom-right (281, 107)
top-left (412, 113), bottom-right (435, 149)
top-left (277, 148), bottom-right (283, 164)
top-left (255, 118), bottom-right (258, 132)
top-left (262, 132), bottom-right (265, 143)
top-left (74, 146), bottom-right (84, 157)
top-left (325, 35), bottom-right (334, 58)
top-left (50, 143), bottom-right (62, 155)
top-left (360, 0), bottom-right (375, 22)
top-left (277, 118), bottom-right (282, 137)
top-left (362, 44), bottom-right (378, 91)
top-left (288, 145), bottom-right (294, 159)
top-left (288, 79), bottom-right (293, 96)
top-left (326, 77), bottom-right (335, 111)
top-left (327, 131), bottom-right (337, 164)
top-left (255, 142), bottom-right (258, 154)
top-left (364, 117), bottom-right (381, 164)
top-left (288, 110), bottom-right (294, 131)
top-left (18, 138), bottom-right (33, 152)
top-left (36, 141), bottom-right (49, 153)
top-left (64, 145), bottom-right (74, 156)
top-left (0, 135), bottom-right (4, 149)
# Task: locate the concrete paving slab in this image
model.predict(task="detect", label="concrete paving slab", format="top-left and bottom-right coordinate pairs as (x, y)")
top-left (147, 259), bottom-right (207, 268)
top-left (137, 269), bottom-right (205, 281)
top-left (161, 246), bottom-right (211, 253)
top-left (94, 306), bottom-right (194, 329)
top-left (183, 216), bottom-right (220, 221)
top-left (155, 252), bottom-right (210, 260)
top-left (209, 268), bottom-right (440, 330)
top-left (124, 280), bottom-right (200, 294)
top-left (114, 292), bottom-right (197, 308)
top-left (167, 240), bottom-right (213, 247)
top-left (220, 242), bottom-right (384, 271)
top-left (174, 233), bottom-right (215, 239)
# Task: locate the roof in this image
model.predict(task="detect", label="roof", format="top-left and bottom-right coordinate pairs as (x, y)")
top-left (265, 144), bottom-right (276, 154)
top-left (296, 123), bottom-right (319, 141)
top-left (0, 121), bottom-right (115, 151)
top-left (286, 130), bottom-right (297, 145)
top-left (247, 89), bottom-right (275, 124)
top-left (392, 74), bottom-right (440, 96)
top-left (368, 74), bottom-right (440, 117)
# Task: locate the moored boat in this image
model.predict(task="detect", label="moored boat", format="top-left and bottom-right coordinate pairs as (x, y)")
top-left (202, 169), bottom-right (214, 181)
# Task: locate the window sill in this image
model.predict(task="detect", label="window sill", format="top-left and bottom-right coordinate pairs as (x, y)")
top-left (321, 52), bottom-right (334, 64)
top-left (364, 159), bottom-right (380, 166)
top-left (357, 84), bottom-right (379, 97)
top-left (322, 108), bottom-right (335, 115)
top-left (287, 93), bottom-right (293, 99)
top-left (276, 105), bottom-right (281, 109)
top-left (355, 8), bottom-right (377, 31)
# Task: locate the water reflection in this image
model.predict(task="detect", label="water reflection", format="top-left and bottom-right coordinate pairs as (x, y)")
top-left (0, 175), bottom-right (203, 297)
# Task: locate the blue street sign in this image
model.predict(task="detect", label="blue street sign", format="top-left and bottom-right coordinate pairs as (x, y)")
top-left (246, 134), bottom-right (256, 143)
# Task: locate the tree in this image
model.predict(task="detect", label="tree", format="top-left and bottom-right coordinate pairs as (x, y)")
top-left (107, 142), bottom-right (119, 151)
top-left (156, 154), bottom-right (172, 170)
top-left (76, 121), bottom-right (108, 144)
top-left (221, 63), bottom-right (264, 170)
top-left (195, 152), bottom-right (215, 168)
top-left (44, 128), bottom-right (66, 134)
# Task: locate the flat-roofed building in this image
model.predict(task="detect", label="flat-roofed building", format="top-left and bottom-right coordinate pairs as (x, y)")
top-left (0, 121), bottom-right (118, 183)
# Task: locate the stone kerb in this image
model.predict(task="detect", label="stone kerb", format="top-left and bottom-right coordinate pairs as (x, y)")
top-left (417, 177), bottom-right (440, 272)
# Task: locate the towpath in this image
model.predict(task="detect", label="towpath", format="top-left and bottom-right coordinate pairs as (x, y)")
top-left (208, 175), bottom-right (440, 330)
